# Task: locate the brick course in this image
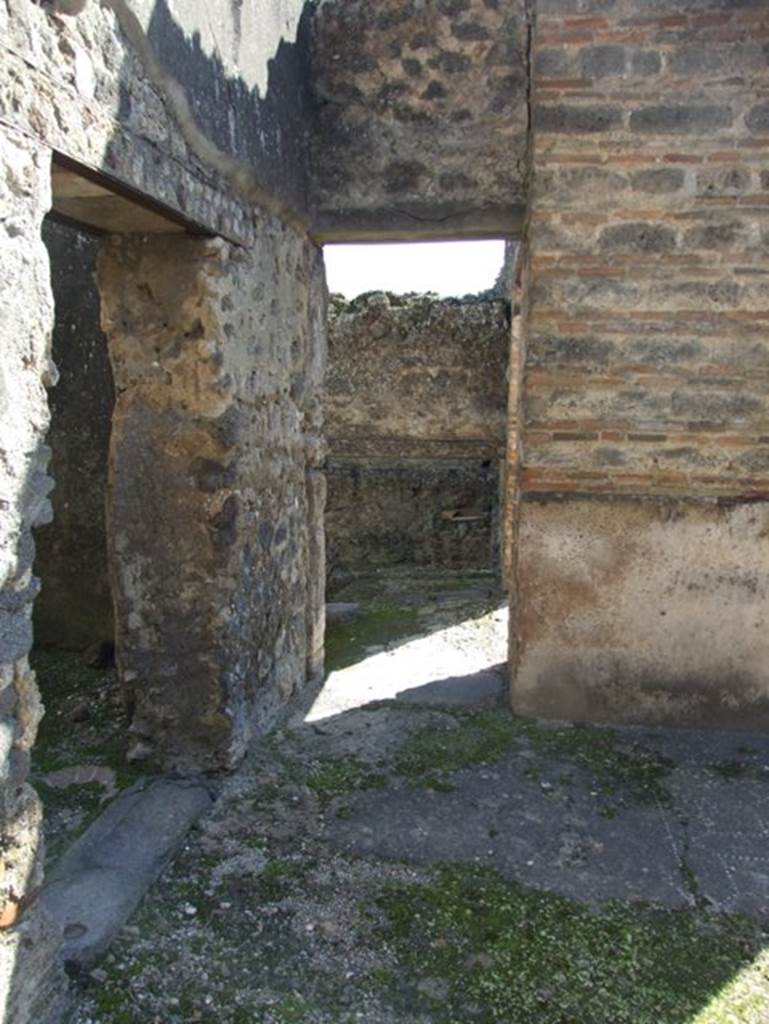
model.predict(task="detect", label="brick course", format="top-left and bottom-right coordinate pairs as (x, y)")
top-left (525, 0), bottom-right (769, 499)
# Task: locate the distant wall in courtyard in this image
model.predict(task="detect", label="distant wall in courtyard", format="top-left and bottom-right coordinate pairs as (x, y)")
top-left (325, 292), bottom-right (509, 586)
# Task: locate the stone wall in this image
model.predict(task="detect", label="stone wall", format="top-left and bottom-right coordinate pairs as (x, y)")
top-left (33, 220), bottom-right (115, 653)
top-left (326, 292), bottom-right (509, 584)
top-left (512, 0), bottom-right (769, 729)
top-left (99, 226), bottom-right (326, 773)
top-left (0, 132), bottom-right (68, 1024)
top-left (1, 0), bottom-right (326, 1014)
top-left (0, 0), bottom-right (315, 241)
top-left (2, 0), bottom-right (530, 242)
top-left (6, 0), bottom-right (769, 1017)
top-left (309, 0), bottom-right (529, 239)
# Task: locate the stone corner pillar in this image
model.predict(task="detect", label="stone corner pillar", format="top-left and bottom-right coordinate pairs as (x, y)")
top-left (98, 224), bottom-right (327, 773)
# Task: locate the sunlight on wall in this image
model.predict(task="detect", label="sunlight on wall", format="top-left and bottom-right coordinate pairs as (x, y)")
top-left (323, 240), bottom-right (507, 299)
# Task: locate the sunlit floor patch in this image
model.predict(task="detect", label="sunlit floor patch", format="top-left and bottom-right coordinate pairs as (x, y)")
top-left (691, 948), bottom-right (769, 1024)
top-left (307, 601), bottom-right (507, 722)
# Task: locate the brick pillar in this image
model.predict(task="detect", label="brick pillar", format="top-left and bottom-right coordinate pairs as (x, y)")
top-left (513, 0), bottom-right (769, 729)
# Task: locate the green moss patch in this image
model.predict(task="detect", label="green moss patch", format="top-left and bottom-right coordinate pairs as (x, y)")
top-left (31, 649), bottom-right (132, 771)
top-left (395, 709), bottom-right (673, 807)
top-left (325, 600), bottom-right (420, 672)
top-left (377, 864), bottom-right (769, 1024)
top-left (706, 760), bottom-right (766, 782)
top-left (306, 757), bottom-right (388, 807)
top-left (30, 650), bottom-right (144, 863)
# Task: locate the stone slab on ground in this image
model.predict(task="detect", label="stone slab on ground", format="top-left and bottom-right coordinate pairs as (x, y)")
top-left (672, 772), bottom-right (769, 917)
top-left (41, 778), bottom-right (212, 967)
top-left (323, 723), bottom-right (769, 917)
top-left (324, 754), bottom-right (688, 907)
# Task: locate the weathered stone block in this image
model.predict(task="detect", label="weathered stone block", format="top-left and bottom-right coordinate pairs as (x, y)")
top-left (630, 167), bottom-right (685, 194)
top-left (630, 49), bottom-right (661, 76)
top-left (746, 103), bottom-right (769, 134)
top-left (683, 221), bottom-right (747, 250)
top-left (535, 47), bottom-right (573, 77)
top-left (598, 221), bottom-right (677, 254)
top-left (580, 44), bottom-right (625, 78)
top-left (698, 166), bottom-right (751, 196)
top-left (669, 44), bottom-right (724, 76)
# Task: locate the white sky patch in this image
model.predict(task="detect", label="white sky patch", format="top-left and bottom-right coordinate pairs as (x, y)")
top-left (323, 239), bottom-right (507, 299)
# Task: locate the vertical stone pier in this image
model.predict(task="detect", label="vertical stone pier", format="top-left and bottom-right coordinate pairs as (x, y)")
top-left (98, 225), bottom-right (326, 773)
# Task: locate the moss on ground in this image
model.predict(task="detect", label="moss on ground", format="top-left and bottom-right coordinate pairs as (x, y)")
top-left (376, 864), bottom-right (769, 1024)
top-left (324, 600), bottom-right (420, 672)
top-left (394, 709), bottom-right (673, 807)
top-left (30, 649), bottom-right (144, 863)
top-left (31, 649), bottom-right (134, 772)
top-left (256, 858), bottom-right (309, 899)
top-left (273, 994), bottom-right (309, 1023)
top-left (706, 760), bottom-right (766, 782)
top-left (306, 756), bottom-right (388, 807)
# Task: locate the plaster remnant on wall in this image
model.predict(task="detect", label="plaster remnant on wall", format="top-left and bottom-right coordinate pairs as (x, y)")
top-left (514, 497), bottom-right (769, 731)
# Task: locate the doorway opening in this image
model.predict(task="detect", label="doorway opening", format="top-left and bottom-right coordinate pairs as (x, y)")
top-left (317, 238), bottom-right (515, 714)
top-left (29, 216), bottom-right (128, 866)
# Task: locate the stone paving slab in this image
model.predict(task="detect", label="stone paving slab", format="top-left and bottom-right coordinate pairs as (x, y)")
top-left (324, 723), bottom-right (769, 917)
top-left (325, 757), bottom-right (688, 907)
top-left (672, 773), bottom-right (769, 917)
top-left (41, 777), bottom-right (212, 967)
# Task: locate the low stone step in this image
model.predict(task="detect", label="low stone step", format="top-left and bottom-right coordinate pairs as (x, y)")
top-left (41, 777), bottom-right (212, 968)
